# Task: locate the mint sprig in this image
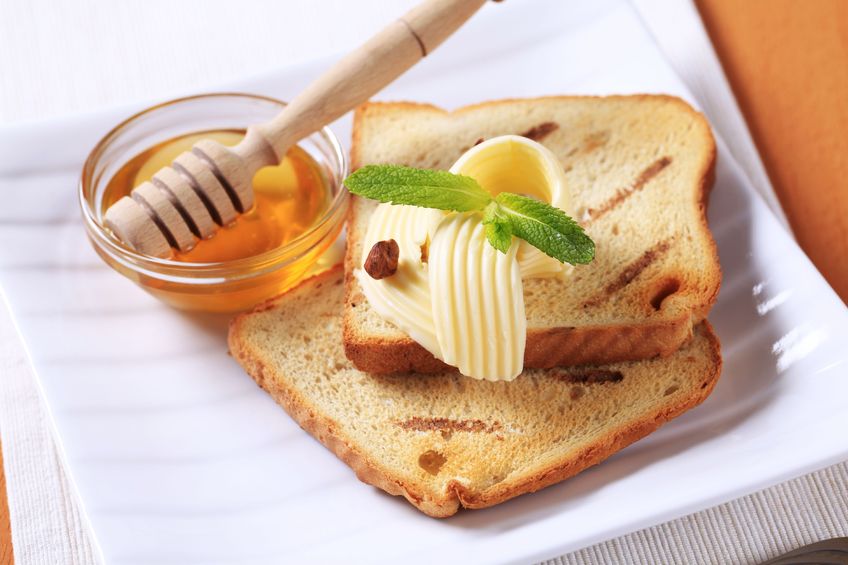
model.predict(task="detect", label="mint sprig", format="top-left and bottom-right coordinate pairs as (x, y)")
top-left (482, 201), bottom-right (513, 253)
top-left (344, 164), bottom-right (595, 265)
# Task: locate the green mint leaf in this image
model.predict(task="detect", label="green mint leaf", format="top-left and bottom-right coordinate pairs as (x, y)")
top-left (485, 221), bottom-right (513, 253)
top-left (344, 165), bottom-right (492, 212)
top-left (494, 192), bottom-right (595, 264)
top-left (482, 201), bottom-right (513, 253)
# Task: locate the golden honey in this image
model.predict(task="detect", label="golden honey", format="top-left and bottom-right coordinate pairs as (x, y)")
top-left (102, 130), bottom-right (331, 262)
top-left (96, 128), bottom-right (343, 312)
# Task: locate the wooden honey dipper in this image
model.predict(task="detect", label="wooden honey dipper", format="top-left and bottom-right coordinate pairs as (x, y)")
top-left (104, 0), bottom-right (489, 258)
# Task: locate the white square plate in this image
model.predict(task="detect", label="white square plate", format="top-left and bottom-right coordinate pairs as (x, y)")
top-left (1, 1), bottom-right (846, 563)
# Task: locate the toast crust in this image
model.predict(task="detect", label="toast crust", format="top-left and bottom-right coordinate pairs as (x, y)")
top-left (230, 267), bottom-right (723, 518)
top-left (342, 316), bottom-right (697, 374)
top-left (344, 96), bottom-right (720, 373)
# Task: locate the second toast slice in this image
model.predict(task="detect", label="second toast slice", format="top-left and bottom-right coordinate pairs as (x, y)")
top-left (230, 267), bottom-right (722, 517)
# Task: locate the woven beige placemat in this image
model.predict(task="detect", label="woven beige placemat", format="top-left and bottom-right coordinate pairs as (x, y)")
top-left (544, 462), bottom-right (848, 564)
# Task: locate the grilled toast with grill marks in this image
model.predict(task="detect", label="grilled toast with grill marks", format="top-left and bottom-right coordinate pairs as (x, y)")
top-left (343, 96), bottom-right (720, 373)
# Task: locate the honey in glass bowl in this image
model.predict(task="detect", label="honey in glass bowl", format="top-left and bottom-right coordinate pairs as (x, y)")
top-left (101, 130), bottom-right (331, 263)
top-left (80, 93), bottom-right (348, 313)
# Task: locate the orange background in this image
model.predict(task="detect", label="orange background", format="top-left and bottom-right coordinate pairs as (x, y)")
top-left (1, 0), bottom-right (847, 561)
top-left (697, 0), bottom-right (848, 302)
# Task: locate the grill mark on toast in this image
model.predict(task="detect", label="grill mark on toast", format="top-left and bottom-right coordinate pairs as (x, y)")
top-left (582, 130), bottom-right (610, 153)
top-left (459, 137), bottom-right (486, 154)
top-left (552, 369), bottom-right (624, 383)
top-left (585, 156), bottom-right (672, 222)
top-left (519, 121), bottom-right (559, 141)
top-left (584, 239), bottom-right (673, 307)
top-left (606, 239), bottom-right (673, 295)
top-left (397, 417), bottom-right (502, 434)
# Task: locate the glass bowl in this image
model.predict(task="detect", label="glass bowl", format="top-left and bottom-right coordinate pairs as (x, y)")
top-left (79, 93), bottom-right (349, 313)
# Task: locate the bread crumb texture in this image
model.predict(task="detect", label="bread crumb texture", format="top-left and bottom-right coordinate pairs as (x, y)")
top-left (230, 267), bottom-right (722, 517)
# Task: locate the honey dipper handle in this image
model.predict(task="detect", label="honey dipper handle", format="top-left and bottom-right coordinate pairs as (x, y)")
top-left (102, 0), bottom-right (488, 259)
top-left (255, 0), bottom-right (488, 160)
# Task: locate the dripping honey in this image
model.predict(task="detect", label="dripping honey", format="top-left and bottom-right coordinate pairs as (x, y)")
top-left (102, 129), bottom-right (330, 262)
top-left (98, 128), bottom-right (343, 313)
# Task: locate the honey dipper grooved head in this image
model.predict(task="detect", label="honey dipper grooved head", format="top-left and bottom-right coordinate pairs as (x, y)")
top-left (103, 196), bottom-right (172, 258)
top-left (102, 138), bottom-right (265, 258)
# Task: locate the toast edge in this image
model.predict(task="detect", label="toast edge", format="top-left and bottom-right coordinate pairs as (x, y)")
top-left (343, 95), bottom-right (721, 373)
top-left (458, 320), bottom-right (722, 510)
top-left (229, 267), bottom-right (723, 518)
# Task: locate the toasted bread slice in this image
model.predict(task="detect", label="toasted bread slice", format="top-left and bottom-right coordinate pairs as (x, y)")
top-left (343, 96), bottom-right (720, 373)
top-left (229, 267), bottom-right (722, 517)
